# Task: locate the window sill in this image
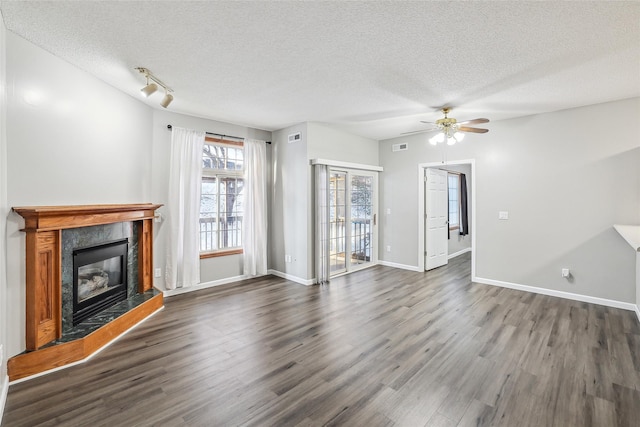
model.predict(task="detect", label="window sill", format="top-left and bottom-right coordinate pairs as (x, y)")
top-left (200, 249), bottom-right (243, 259)
top-left (449, 225), bottom-right (460, 231)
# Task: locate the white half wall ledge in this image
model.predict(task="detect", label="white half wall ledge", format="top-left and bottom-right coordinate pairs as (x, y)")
top-left (473, 276), bottom-right (638, 314)
top-left (614, 224), bottom-right (640, 251)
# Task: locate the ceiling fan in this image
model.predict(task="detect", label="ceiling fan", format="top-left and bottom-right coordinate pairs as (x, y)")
top-left (403, 107), bottom-right (489, 145)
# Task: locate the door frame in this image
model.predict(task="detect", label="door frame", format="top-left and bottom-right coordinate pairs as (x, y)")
top-left (417, 159), bottom-right (476, 278)
top-left (329, 167), bottom-right (379, 277)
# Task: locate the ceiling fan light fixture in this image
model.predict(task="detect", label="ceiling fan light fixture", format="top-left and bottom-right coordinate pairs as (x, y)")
top-left (429, 133), bottom-right (445, 145)
top-left (454, 131), bottom-right (465, 141)
top-left (447, 136), bottom-right (457, 146)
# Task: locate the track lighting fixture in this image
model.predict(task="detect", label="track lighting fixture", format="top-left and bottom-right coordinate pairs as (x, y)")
top-left (160, 92), bottom-right (174, 108)
top-left (135, 67), bottom-right (174, 108)
top-left (141, 79), bottom-right (158, 98)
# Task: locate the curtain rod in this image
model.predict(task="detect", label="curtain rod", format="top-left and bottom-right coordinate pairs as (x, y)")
top-left (167, 124), bottom-right (271, 144)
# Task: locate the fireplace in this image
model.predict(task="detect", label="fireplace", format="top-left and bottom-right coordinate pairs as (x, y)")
top-left (72, 239), bottom-right (128, 325)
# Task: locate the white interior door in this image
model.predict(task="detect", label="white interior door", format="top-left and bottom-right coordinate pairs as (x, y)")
top-left (425, 168), bottom-right (448, 270)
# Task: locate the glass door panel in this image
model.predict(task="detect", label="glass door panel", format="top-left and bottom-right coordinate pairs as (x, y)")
top-left (350, 174), bottom-right (373, 268)
top-left (328, 169), bottom-right (377, 277)
top-left (329, 171), bottom-right (347, 274)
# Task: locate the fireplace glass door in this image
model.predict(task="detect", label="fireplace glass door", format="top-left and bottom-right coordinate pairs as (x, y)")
top-left (72, 239), bottom-right (128, 325)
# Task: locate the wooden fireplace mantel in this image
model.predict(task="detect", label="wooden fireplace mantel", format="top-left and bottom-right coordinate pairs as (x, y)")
top-left (12, 203), bottom-right (163, 351)
top-left (13, 203), bottom-right (162, 231)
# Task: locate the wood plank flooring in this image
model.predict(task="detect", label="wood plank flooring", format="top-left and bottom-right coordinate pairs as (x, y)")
top-left (3, 253), bottom-right (640, 426)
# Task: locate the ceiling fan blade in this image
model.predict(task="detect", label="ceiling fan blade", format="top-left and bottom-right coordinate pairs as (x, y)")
top-left (457, 118), bottom-right (490, 125)
top-left (459, 126), bottom-right (489, 133)
top-left (419, 120), bottom-right (437, 124)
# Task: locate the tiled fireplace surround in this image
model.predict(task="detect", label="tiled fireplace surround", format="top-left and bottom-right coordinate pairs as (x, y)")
top-left (8, 204), bottom-right (164, 381)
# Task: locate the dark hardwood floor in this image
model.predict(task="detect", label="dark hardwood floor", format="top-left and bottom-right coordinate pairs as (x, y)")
top-left (3, 253), bottom-right (640, 426)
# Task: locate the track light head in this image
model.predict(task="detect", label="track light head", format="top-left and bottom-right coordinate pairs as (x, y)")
top-left (141, 82), bottom-right (158, 97)
top-left (160, 93), bottom-right (174, 108)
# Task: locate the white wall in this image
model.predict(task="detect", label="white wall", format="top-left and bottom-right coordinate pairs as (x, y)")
top-left (379, 98), bottom-right (640, 304)
top-left (0, 9), bottom-right (9, 419)
top-left (4, 32), bottom-right (154, 358)
top-left (150, 109), bottom-right (271, 290)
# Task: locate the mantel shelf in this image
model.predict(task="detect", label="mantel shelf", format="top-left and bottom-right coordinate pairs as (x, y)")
top-left (13, 203), bottom-right (163, 231)
top-left (614, 224), bottom-right (640, 252)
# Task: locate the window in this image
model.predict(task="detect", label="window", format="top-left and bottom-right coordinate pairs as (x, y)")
top-left (200, 138), bottom-right (244, 256)
top-left (448, 173), bottom-right (459, 230)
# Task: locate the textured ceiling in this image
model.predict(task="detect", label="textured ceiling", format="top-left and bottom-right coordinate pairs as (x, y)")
top-left (1, 1), bottom-right (639, 140)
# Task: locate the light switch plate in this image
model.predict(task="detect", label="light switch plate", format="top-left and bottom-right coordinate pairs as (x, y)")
top-left (498, 211), bottom-right (509, 220)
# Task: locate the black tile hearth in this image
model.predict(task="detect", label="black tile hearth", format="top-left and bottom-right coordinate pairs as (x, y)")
top-left (41, 289), bottom-right (160, 347)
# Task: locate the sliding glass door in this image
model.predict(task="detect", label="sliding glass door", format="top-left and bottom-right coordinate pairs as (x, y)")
top-left (329, 169), bottom-right (377, 276)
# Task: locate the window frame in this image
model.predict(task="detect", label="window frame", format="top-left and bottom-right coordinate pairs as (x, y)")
top-left (200, 136), bottom-right (245, 258)
top-left (448, 173), bottom-right (461, 231)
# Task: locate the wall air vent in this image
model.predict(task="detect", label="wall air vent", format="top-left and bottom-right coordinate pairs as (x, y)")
top-left (392, 143), bottom-right (408, 152)
top-left (288, 132), bottom-right (302, 143)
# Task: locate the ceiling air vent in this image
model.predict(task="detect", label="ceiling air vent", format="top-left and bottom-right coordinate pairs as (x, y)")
top-left (288, 132), bottom-right (302, 143)
top-left (392, 143), bottom-right (408, 152)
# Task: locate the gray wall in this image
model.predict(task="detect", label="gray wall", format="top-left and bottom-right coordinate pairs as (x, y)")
top-left (379, 98), bottom-right (640, 304)
top-left (270, 123), bottom-right (310, 280)
top-left (150, 109), bottom-right (271, 290)
top-left (269, 121), bottom-right (380, 282)
top-left (4, 32), bottom-right (154, 358)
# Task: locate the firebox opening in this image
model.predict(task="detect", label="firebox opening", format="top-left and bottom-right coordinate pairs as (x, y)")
top-left (72, 239), bottom-right (128, 325)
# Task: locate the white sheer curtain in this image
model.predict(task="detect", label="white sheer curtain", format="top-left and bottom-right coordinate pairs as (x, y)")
top-left (242, 138), bottom-right (268, 276)
top-left (165, 126), bottom-right (205, 290)
top-left (315, 164), bottom-right (330, 284)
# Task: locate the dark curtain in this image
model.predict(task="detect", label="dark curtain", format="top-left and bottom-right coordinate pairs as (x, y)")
top-left (459, 173), bottom-right (469, 236)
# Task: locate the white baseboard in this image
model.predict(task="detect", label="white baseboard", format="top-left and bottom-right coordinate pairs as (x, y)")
top-left (377, 260), bottom-right (421, 272)
top-left (268, 269), bottom-right (315, 286)
top-left (9, 306), bottom-right (163, 385)
top-left (448, 247), bottom-right (471, 260)
top-left (635, 304), bottom-right (640, 324)
top-left (474, 276), bottom-right (638, 312)
top-left (163, 274), bottom-right (253, 297)
top-left (0, 371), bottom-right (8, 425)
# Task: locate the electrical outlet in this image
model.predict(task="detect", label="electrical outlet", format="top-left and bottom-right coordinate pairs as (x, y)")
top-left (386, 245), bottom-right (391, 252)
top-left (562, 268), bottom-right (570, 278)
top-left (154, 268), bottom-right (162, 278)
top-left (498, 211), bottom-right (509, 220)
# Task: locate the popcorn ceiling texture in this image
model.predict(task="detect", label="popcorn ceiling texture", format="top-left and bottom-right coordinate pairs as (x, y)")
top-left (1, 1), bottom-right (638, 140)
